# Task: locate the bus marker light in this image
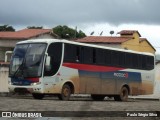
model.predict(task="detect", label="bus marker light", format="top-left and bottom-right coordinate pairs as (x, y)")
top-left (57, 73), bottom-right (61, 76)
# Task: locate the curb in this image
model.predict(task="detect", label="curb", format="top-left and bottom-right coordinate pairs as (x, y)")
top-left (1, 92), bottom-right (160, 101)
top-left (0, 92), bottom-right (32, 97)
top-left (0, 92), bottom-right (11, 97)
top-left (129, 96), bottom-right (160, 101)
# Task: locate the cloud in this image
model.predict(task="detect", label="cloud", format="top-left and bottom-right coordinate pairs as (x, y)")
top-left (0, 0), bottom-right (160, 27)
top-left (1, 0), bottom-right (160, 51)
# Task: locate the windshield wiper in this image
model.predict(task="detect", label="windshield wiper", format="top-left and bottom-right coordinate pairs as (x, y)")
top-left (12, 44), bottom-right (30, 78)
top-left (12, 58), bottom-right (25, 78)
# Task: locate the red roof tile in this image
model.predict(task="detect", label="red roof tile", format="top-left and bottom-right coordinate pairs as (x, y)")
top-left (75, 36), bottom-right (132, 43)
top-left (117, 30), bottom-right (141, 37)
top-left (0, 29), bottom-right (52, 40)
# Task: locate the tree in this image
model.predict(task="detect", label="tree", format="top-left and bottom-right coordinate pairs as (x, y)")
top-left (77, 30), bottom-right (86, 38)
top-left (0, 25), bottom-right (15, 31)
top-left (27, 26), bottom-right (43, 29)
top-left (53, 25), bottom-right (86, 39)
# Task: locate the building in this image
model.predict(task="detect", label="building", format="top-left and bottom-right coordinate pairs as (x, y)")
top-left (119, 30), bottom-right (156, 54)
top-left (75, 30), bottom-right (156, 54)
top-left (0, 29), bottom-right (58, 62)
top-left (154, 52), bottom-right (160, 95)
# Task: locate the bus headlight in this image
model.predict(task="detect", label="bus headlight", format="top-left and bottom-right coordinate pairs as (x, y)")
top-left (31, 82), bottom-right (41, 86)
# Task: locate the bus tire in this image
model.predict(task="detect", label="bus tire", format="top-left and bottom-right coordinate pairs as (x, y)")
top-left (58, 84), bottom-right (71, 101)
top-left (114, 87), bottom-right (128, 101)
top-left (91, 94), bottom-right (105, 101)
top-left (32, 93), bottom-right (44, 100)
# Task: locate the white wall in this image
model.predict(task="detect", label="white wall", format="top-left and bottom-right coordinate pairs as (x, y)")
top-left (0, 67), bottom-right (9, 92)
top-left (154, 62), bottom-right (160, 95)
top-left (156, 52), bottom-right (160, 61)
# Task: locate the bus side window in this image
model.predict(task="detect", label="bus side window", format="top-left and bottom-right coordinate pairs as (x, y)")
top-left (132, 54), bottom-right (139, 69)
top-left (125, 53), bottom-right (133, 68)
top-left (119, 52), bottom-right (125, 67)
top-left (93, 48), bottom-right (96, 64)
top-left (95, 49), bottom-right (105, 65)
top-left (142, 55), bottom-right (147, 69)
top-left (76, 46), bottom-right (80, 62)
top-left (64, 44), bottom-right (77, 62)
top-left (83, 47), bottom-right (93, 64)
top-left (105, 50), bottom-right (111, 65)
top-left (138, 55), bottom-right (143, 69)
top-left (146, 56), bottom-right (154, 70)
top-left (44, 43), bottom-right (62, 76)
top-left (111, 51), bottom-right (119, 66)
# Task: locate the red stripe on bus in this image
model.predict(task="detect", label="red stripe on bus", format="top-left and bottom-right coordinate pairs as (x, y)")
top-left (63, 63), bottom-right (124, 72)
top-left (25, 77), bottom-right (39, 82)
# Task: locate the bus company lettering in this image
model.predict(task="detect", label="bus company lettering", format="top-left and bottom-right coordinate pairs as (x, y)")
top-left (114, 72), bottom-right (128, 78)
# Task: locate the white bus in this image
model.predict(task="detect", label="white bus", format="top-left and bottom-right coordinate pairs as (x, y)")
top-left (8, 39), bottom-right (155, 101)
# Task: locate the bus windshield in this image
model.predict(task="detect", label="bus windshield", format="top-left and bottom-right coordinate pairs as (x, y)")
top-left (9, 43), bottom-right (47, 78)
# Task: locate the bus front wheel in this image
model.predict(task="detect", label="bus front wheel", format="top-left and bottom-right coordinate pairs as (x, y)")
top-left (58, 84), bottom-right (71, 101)
top-left (114, 87), bottom-right (128, 101)
top-left (32, 93), bottom-right (44, 100)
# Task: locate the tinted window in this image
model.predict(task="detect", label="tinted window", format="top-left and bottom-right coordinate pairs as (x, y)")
top-left (125, 53), bottom-right (133, 68)
top-left (119, 52), bottom-right (125, 67)
top-left (83, 47), bottom-right (93, 64)
top-left (105, 50), bottom-right (111, 65)
top-left (95, 49), bottom-right (105, 65)
top-left (111, 51), bottom-right (119, 65)
top-left (45, 42), bottom-right (62, 76)
top-left (62, 43), bottom-right (154, 70)
top-left (146, 56), bottom-right (154, 70)
top-left (138, 55), bottom-right (143, 69)
top-left (142, 55), bottom-right (147, 69)
top-left (64, 44), bottom-right (77, 62)
top-left (132, 54), bottom-right (139, 68)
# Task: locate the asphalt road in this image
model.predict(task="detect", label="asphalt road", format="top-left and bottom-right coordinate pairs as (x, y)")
top-left (0, 95), bottom-right (160, 120)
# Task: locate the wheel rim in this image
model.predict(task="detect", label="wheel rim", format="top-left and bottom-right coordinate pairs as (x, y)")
top-left (121, 88), bottom-right (128, 100)
top-left (63, 87), bottom-right (70, 97)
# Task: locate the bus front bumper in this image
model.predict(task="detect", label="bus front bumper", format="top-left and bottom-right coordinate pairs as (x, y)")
top-left (8, 85), bottom-right (43, 94)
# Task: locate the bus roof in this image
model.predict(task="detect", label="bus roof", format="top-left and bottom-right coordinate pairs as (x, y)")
top-left (17, 39), bottom-right (154, 56)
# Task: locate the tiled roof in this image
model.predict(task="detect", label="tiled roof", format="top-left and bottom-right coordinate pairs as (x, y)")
top-left (75, 36), bottom-right (132, 43)
top-left (117, 30), bottom-right (141, 37)
top-left (0, 29), bottom-right (52, 40)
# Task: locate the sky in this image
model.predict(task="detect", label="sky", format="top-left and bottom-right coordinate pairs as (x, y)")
top-left (1, 0), bottom-right (160, 53)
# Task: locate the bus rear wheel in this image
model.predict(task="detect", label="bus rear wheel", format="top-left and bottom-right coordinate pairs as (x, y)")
top-left (32, 93), bottom-right (44, 100)
top-left (114, 87), bottom-right (128, 101)
top-left (58, 84), bottom-right (71, 101)
top-left (91, 94), bottom-right (105, 101)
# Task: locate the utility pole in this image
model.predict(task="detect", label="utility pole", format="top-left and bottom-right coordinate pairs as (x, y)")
top-left (75, 26), bottom-right (77, 39)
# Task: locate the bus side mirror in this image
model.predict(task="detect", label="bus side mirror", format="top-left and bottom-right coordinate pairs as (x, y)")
top-left (45, 56), bottom-right (51, 71)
